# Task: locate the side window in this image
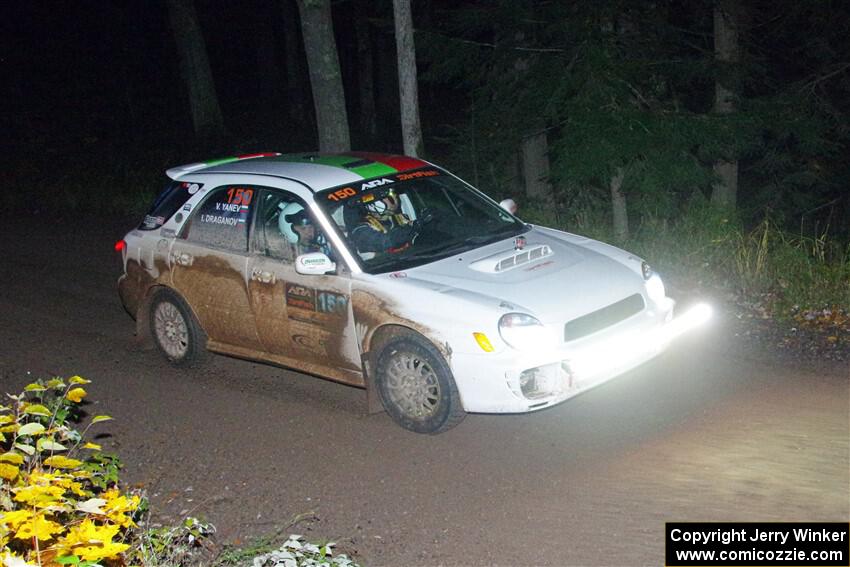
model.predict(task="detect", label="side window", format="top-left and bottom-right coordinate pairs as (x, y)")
top-left (257, 190), bottom-right (333, 263)
top-left (182, 185), bottom-right (257, 252)
top-left (140, 179), bottom-right (202, 231)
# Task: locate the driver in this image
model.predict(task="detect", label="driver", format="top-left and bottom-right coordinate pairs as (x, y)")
top-left (350, 188), bottom-right (417, 254)
top-left (279, 202), bottom-right (331, 256)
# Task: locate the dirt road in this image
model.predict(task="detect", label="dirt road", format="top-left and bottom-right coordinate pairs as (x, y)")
top-left (0, 214), bottom-right (846, 566)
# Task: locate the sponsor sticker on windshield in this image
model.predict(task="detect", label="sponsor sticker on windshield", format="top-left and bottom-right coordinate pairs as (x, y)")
top-left (322, 169), bottom-right (441, 203)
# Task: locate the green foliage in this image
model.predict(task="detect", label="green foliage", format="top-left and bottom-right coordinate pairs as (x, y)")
top-left (558, 202), bottom-right (850, 316)
top-left (214, 532), bottom-right (285, 565)
top-left (211, 510), bottom-right (361, 567)
top-left (78, 452), bottom-right (122, 492)
top-left (0, 376), bottom-right (141, 566)
top-left (127, 515), bottom-right (216, 566)
top-left (221, 535), bottom-right (360, 567)
top-left (729, 218), bottom-right (850, 311)
top-left (420, 0), bottom-right (849, 242)
top-left (0, 379), bottom-right (361, 567)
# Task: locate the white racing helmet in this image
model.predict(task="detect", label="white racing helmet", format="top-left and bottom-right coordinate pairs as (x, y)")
top-left (279, 202), bottom-right (309, 243)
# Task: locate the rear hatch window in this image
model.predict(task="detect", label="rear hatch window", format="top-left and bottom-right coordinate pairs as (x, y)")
top-left (139, 180), bottom-right (203, 230)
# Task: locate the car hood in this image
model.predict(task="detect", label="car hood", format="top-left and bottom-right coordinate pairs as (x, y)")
top-left (393, 227), bottom-right (647, 324)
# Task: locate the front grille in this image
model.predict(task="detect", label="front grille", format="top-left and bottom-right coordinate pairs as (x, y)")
top-left (563, 293), bottom-right (645, 341)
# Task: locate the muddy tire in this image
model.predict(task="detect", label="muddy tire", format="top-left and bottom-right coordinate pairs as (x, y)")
top-left (150, 288), bottom-right (207, 367)
top-left (375, 333), bottom-right (466, 434)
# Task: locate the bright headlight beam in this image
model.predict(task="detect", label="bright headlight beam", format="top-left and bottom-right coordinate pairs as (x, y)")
top-left (645, 274), bottom-right (666, 304)
top-left (568, 303), bottom-right (713, 377)
top-left (658, 302), bottom-right (713, 343)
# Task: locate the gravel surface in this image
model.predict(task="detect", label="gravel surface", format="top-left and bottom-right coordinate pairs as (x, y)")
top-left (0, 213), bottom-right (847, 566)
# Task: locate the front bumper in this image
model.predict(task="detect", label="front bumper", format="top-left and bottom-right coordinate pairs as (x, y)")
top-left (451, 303), bottom-right (712, 413)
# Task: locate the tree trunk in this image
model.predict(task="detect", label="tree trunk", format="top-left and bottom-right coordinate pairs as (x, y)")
top-left (376, 32), bottom-right (400, 149)
top-left (255, 5), bottom-right (281, 114)
top-left (356, 2), bottom-right (377, 143)
top-left (520, 130), bottom-right (555, 206)
top-left (711, 0), bottom-right (739, 208)
top-left (610, 168), bottom-right (628, 241)
top-left (165, 0), bottom-right (226, 140)
top-left (282, 0), bottom-right (307, 124)
top-left (296, 0), bottom-right (351, 152)
top-left (393, 0), bottom-right (424, 157)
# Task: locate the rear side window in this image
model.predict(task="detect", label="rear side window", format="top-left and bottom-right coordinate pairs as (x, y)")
top-left (139, 180), bottom-right (203, 230)
top-left (181, 185), bottom-right (257, 252)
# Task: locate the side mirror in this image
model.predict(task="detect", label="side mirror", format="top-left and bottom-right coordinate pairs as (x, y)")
top-left (295, 252), bottom-right (336, 275)
top-left (499, 198), bottom-right (518, 215)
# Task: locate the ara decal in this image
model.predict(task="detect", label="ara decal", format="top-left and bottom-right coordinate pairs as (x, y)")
top-left (286, 283), bottom-right (317, 311)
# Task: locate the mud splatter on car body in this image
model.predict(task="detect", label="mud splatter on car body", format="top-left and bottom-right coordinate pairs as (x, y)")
top-left (117, 152), bottom-right (709, 432)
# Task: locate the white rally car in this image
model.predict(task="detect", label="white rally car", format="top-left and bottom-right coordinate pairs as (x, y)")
top-left (117, 152), bottom-right (710, 433)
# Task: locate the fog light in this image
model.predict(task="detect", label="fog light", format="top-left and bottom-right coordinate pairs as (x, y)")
top-left (519, 369), bottom-right (537, 396)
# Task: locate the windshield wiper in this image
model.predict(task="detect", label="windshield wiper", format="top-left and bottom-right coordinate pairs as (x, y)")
top-left (367, 227), bottom-right (528, 273)
top-left (405, 234), bottom-right (506, 262)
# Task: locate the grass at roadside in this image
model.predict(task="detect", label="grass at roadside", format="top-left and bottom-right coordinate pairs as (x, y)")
top-left (524, 200), bottom-right (850, 319)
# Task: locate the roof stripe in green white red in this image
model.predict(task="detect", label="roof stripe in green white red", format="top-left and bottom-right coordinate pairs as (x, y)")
top-left (166, 152), bottom-right (282, 178)
top-left (274, 152), bottom-right (428, 178)
top-left (166, 151), bottom-right (430, 191)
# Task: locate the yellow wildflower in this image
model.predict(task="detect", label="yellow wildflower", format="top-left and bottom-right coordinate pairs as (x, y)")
top-left (56, 519), bottom-right (129, 562)
top-left (43, 456), bottom-right (82, 470)
top-left (66, 388), bottom-right (87, 403)
top-left (11, 512), bottom-right (64, 542)
top-left (0, 463), bottom-right (19, 481)
top-left (0, 509), bottom-right (34, 531)
top-left (102, 489), bottom-right (140, 528)
top-left (13, 483), bottom-right (65, 507)
top-left (0, 452), bottom-right (24, 465)
top-left (21, 404), bottom-right (50, 417)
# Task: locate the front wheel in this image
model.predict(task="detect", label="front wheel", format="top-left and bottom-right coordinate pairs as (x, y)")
top-left (150, 288), bottom-right (207, 367)
top-left (375, 333), bottom-right (466, 434)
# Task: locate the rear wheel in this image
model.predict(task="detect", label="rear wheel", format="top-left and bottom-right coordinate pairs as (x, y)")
top-left (150, 288), bottom-right (207, 367)
top-left (375, 333), bottom-right (465, 434)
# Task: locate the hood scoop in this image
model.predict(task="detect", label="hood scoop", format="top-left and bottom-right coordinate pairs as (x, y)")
top-left (469, 244), bottom-right (553, 273)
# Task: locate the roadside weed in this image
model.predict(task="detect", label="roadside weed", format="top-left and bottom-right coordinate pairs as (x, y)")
top-left (0, 376), bottom-right (139, 566)
top-left (0, 378), bottom-right (361, 567)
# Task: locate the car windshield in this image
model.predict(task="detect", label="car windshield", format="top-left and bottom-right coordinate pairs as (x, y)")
top-left (315, 168), bottom-right (528, 274)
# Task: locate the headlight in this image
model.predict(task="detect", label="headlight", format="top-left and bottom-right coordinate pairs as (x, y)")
top-left (641, 261), bottom-right (653, 280)
top-left (499, 313), bottom-right (551, 350)
top-left (645, 273), bottom-right (667, 305)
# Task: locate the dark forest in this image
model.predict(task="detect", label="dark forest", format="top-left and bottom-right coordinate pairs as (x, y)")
top-left (4, 0), bottom-right (849, 311)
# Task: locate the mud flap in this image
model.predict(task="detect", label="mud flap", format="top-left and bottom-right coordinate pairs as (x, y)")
top-left (362, 355), bottom-right (385, 415)
top-left (133, 294), bottom-right (156, 351)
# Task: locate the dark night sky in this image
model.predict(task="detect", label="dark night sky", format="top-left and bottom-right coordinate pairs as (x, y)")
top-left (5, 1), bottom-right (322, 148)
top-left (4, 1), bottom-right (849, 214)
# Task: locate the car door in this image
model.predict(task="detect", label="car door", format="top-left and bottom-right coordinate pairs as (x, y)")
top-left (247, 188), bottom-right (363, 385)
top-left (169, 184), bottom-right (263, 351)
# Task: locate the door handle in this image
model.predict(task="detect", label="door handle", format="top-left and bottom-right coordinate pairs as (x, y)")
top-left (170, 251), bottom-right (194, 266)
top-left (251, 268), bottom-right (276, 284)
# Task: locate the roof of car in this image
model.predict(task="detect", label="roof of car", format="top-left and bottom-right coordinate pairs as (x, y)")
top-left (166, 151), bottom-right (431, 191)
